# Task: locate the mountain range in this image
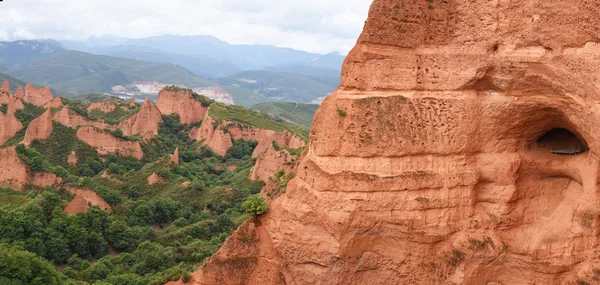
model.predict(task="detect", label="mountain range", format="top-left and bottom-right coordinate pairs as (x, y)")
top-left (0, 36), bottom-right (343, 106)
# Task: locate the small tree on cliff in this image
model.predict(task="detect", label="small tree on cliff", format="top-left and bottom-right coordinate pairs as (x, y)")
top-left (242, 194), bottom-right (268, 216)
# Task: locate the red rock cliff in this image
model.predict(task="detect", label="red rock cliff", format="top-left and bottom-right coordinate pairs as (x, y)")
top-left (23, 109), bottom-right (53, 147)
top-left (0, 146), bottom-right (61, 191)
top-left (76, 126), bottom-right (143, 160)
top-left (24, 83), bottom-right (53, 106)
top-left (1, 81), bottom-right (9, 92)
top-left (118, 98), bottom-right (163, 140)
top-left (156, 88), bottom-right (207, 124)
top-left (174, 1), bottom-right (600, 284)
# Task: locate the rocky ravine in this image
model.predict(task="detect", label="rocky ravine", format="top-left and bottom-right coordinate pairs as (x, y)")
top-left (171, 1), bottom-right (600, 284)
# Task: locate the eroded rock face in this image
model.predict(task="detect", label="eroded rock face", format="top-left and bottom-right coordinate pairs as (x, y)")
top-left (53, 106), bottom-right (109, 129)
top-left (1, 81), bottom-right (9, 92)
top-left (147, 172), bottom-right (165, 185)
top-left (190, 112), bottom-right (305, 157)
top-left (0, 104), bottom-right (24, 146)
top-left (24, 83), bottom-right (53, 106)
top-left (87, 101), bottom-right (117, 113)
top-left (176, 1), bottom-right (600, 284)
top-left (118, 98), bottom-right (163, 140)
top-left (24, 109), bottom-right (53, 147)
top-left (76, 126), bottom-right (143, 159)
top-left (0, 146), bottom-right (61, 191)
top-left (170, 147), bottom-right (179, 165)
top-left (250, 145), bottom-right (293, 183)
top-left (64, 187), bottom-right (111, 215)
top-left (43, 97), bottom-right (63, 109)
top-left (156, 88), bottom-right (207, 124)
top-left (14, 87), bottom-right (24, 98)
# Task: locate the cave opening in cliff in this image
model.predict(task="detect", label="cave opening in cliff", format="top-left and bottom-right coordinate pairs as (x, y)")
top-left (536, 128), bottom-right (588, 155)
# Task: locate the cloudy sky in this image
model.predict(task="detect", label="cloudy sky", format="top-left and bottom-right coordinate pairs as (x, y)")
top-left (0, 0), bottom-right (372, 54)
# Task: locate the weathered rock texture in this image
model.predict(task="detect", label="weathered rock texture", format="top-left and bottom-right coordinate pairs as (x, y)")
top-left (147, 172), bottom-right (165, 185)
top-left (43, 97), bottom-right (63, 109)
top-left (76, 126), bottom-right (143, 159)
top-left (24, 83), bottom-right (53, 106)
top-left (24, 109), bottom-right (53, 147)
top-left (156, 88), bottom-right (207, 124)
top-left (118, 98), bottom-right (162, 140)
top-left (1, 81), bottom-right (9, 92)
top-left (190, 112), bottom-right (305, 157)
top-left (250, 145), bottom-right (294, 183)
top-left (175, 1), bottom-right (600, 284)
top-left (0, 147), bottom-right (61, 191)
top-left (53, 106), bottom-right (109, 129)
top-left (170, 147), bottom-right (179, 165)
top-left (0, 98), bottom-right (24, 146)
top-left (87, 101), bottom-right (118, 113)
top-left (64, 187), bottom-right (111, 215)
top-left (14, 87), bottom-right (24, 98)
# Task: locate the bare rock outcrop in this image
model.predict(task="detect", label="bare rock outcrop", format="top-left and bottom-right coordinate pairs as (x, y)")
top-left (170, 147), bottom-right (179, 165)
top-left (76, 126), bottom-right (143, 159)
top-left (43, 97), bottom-right (63, 109)
top-left (250, 145), bottom-right (293, 183)
top-left (118, 98), bottom-right (162, 140)
top-left (67, 151), bottom-right (78, 165)
top-left (147, 172), bottom-right (165, 185)
top-left (87, 101), bottom-right (117, 113)
top-left (24, 83), bottom-right (53, 106)
top-left (190, 112), bottom-right (305, 157)
top-left (14, 87), bottom-right (24, 99)
top-left (0, 105), bottom-right (24, 146)
top-left (23, 109), bottom-right (53, 147)
top-left (64, 187), bottom-right (111, 215)
top-left (1, 81), bottom-right (9, 92)
top-left (53, 106), bottom-right (109, 129)
top-left (0, 146), bottom-right (61, 191)
top-left (174, 1), bottom-right (600, 284)
top-left (156, 88), bottom-right (207, 124)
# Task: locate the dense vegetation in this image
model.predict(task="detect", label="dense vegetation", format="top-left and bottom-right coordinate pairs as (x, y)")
top-left (0, 94), bottom-right (279, 284)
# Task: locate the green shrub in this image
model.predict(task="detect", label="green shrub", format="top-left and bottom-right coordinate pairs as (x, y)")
top-left (241, 194), bottom-right (268, 216)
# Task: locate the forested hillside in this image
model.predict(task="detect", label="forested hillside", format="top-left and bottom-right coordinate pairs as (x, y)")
top-left (0, 83), bottom-right (305, 285)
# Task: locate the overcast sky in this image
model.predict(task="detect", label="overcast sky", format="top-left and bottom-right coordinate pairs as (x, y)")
top-left (0, 0), bottom-right (372, 54)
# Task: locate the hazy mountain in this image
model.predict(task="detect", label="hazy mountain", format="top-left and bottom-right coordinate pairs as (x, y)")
top-left (217, 70), bottom-right (338, 103)
top-left (62, 35), bottom-right (346, 74)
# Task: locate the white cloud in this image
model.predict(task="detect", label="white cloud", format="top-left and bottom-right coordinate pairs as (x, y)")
top-left (0, 0), bottom-right (372, 54)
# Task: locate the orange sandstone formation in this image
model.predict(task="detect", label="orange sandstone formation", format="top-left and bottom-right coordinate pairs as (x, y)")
top-left (0, 147), bottom-right (61, 191)
top-left (250, 145), bottom-right (294, 183)
top-left (156, 88), bottom-right (207, 124)
top-left (24, 83), bottom-right (53, 106)
top-left (67, 151), bottom-right (78, 165)
top-left (170, 147), bottom-right (179, 165)
top-left (63, 187), bottom-right (111, 215)
top-left (147, 172), bottom-right (165, 185)
top-left (190, 112), bottom-right (305, 157)
top-left (87, 101), bottom-right (118, 113)
top-left (43, 97), bottom-right (63, 109)
top-left (0, 105), bottom-right (24, 146)
top-left (53, 106), bottom-right (109, 129)
top-left (14, 87), bottom-right (24, 98)
top-left (118, 98), bottom-right (162, 140)
top-left (23, 109), bottom-right (53, 147)
top-left (173, 1), bottom-right (600, 284)
top-left (1, 81), bottom-right (9, 92)
top-left (76, 126), bottom-right (143, 159)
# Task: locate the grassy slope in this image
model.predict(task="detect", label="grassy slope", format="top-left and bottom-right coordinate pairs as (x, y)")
top-left (218, 70), bottom-right (338, 104)
top-left (251, 102), bottom-right (319, 130)
top-left (209, 102), bottom-right (308, 140)
top-left (10, 50), bottom-right (214, 95)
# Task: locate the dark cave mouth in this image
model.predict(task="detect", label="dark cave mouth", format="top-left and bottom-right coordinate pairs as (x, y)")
top-left (536, 128), bottom-right (588, 155)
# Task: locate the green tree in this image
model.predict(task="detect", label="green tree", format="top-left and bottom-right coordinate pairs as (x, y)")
top-left (0, 245), bottom-right (62, 285)
top-left (242, 194), bottom-right (269, 216)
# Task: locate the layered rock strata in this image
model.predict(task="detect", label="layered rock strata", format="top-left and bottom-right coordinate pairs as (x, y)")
top-left (23, 109), bottom-right (54, 147)
top-left (118, 98), bottom-right (162, 140)
top-left (156, 88), bottom-right (207, 124)
top-left (173, 1), bottom-right (600, 284)
top-left (76, 126), bottom-right (143, 159)
top-left (190, 112), bottom-right (305, 157)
